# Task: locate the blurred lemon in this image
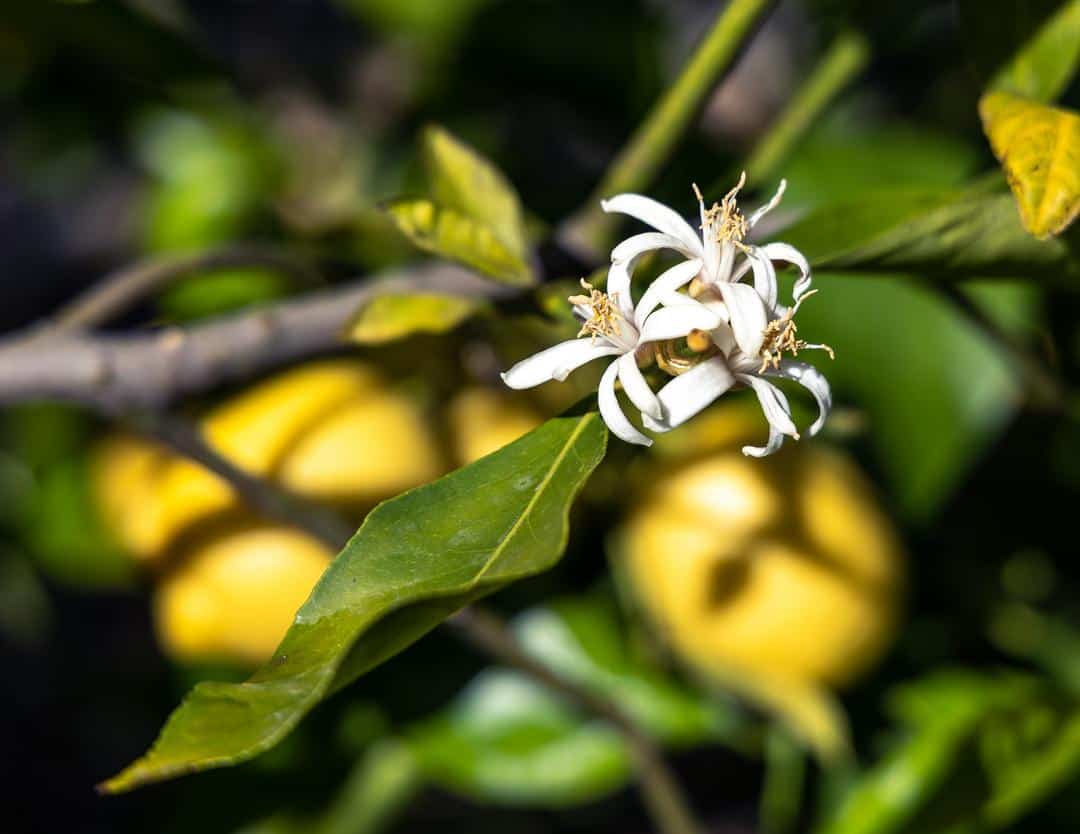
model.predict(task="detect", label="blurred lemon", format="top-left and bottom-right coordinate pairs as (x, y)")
top-left (618, 408), bottom-right (903, 691)
top-left (447, 387), bottom-right (543, 465)
top-left (92, 359), bottom-right (443, 562)
top-left (155, 523), bottom-right (331, 665)
top-left (92, 359), bottom-right (446, 665)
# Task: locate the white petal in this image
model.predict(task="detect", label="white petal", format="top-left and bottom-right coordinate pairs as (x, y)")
top-left (611, 231), bottom-right (697, 263)
top-left (598, 360), bottom-right (652, 446)
top-left (747, 179), bottom-right (787, 229)
top-left (606, 261), bottom-right (636, 320)
top-left (638, 304), bottom-right (721, 343)
top-left (501, 340), bottom-right (621, 389)
top-left (759, 242), bottom-right (812, 300)
top-left (634, 259), bottom-right (702, 327)
top-left (741, 247), bottom-right (778, 309)
top-left (718, 281), bottom-right (768, 358)
top-left (742, 424), bottom-right (787, 458)
top-left (601, 194), bottom-right (703, 256)
top-left (642, 357), bottom-right (735, 432)
top-left (738, 373), bottom-right (798, 438)
top-left (617, 353), bottom-right (662, 421)
top-left (769, 360), bottom-right (832, 436)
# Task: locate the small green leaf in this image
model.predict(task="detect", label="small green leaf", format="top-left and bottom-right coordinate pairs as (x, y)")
top-left (423, 126), bottom-right (529, 261)
top-left (778, 188), bottom-right (1077, 280)
top-left (344, 292), bottom-right (486, 345)
top-left (980, 91), bottom-right (1080, 239)
top-left (101, 414), bottom-right (607, 793)
top-left (385, 198), bottom-right (534, 286)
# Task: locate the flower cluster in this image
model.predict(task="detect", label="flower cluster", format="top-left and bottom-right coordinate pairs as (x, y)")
top-left (501, 176), bottom-right (833, 456)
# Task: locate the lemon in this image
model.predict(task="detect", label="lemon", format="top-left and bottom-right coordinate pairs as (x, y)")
top-left (155, 523), bottom-right (331, 665)
top-left (619, 421), bottom-right (903, 690)
top-left (447, 387), bottom-right (544, 465)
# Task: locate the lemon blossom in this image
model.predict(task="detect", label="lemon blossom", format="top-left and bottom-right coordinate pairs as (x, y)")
top-left (500, 259), bottom-right (718, 446)
top-left (643, 288), bottom-right (833, 457)
top-left (602, 173), bottom-right (812, 361)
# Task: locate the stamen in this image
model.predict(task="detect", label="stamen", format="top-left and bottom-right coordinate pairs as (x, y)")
top-left (757, 289), bottom-right (834, 372)
top-left (568, 279), bottom-right (622, 343)
top-left (694, 173), bottom-right (750, 247)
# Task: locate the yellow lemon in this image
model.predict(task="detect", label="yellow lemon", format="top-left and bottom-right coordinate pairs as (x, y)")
top-left (154, 523), bottom-right (331, 665)
top-left (619, 426), bottom-right (903, 690)
top-left (446, 387), bottom-right (544, 465)
top-left (91, 435), bottom-right (172, 561)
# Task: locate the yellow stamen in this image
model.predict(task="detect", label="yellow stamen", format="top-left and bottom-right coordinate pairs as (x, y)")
top-left (568, 279), bottom-right (622, 342)
top-left (694, 173), bottom-right (749, 247)
top-left (757, 289), bottom-right (834, 373)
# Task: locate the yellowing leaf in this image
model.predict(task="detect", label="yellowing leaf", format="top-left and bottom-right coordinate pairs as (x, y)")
top-left (385, 199), bottom-right (534, 286)
top-left (345, 292), bottom-right (486, 345)
top-left (980, 91), bottom-right (1080, 238)
top-left (423, 126), bottom-right (529, 260)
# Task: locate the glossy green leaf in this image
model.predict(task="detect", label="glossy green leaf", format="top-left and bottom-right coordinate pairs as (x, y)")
top-left (407, 594), bottom-right (741, 807)
top-left (344, 292), bottom-right (486, 345)
top-left (797, 275), bottom-right (1029, 518)
top-left (777, 189), bottom-right (1078, 282)
top-left (101, 414), bottom-right (607, 793)
top-left (385, 199), bottom-right (534, 286)
top-left (980, 91), bottom-right (1080, 239)
top-left (960, 0), bottom-right (1080, 103)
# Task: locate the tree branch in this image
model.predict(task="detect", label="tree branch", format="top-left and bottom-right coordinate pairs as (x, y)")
top-left (449, 607), bottom-right (704, 834)
top-left (0, 262), bottom-right (506, 412)
top-left (45, 244), bottom-right (324, 335)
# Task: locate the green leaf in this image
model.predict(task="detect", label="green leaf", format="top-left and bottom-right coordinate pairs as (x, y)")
top-left (385, 199), bottom-right (534, 286)
top-left (778, 188), bottom-right (1078, 281)
top-left (980, 91), bottom-right (1080, 239)
top-left (344, 292), bottom-right (486, 345)
top-left (101, 414), bottom-right (608, 793)
top-left (960, 0), bottom-right (1080, 103)
top-left (797, 275), bottom-right (1028, 519)
top-left (407, 594), bottom-right (741, 807)
top-left (383, 126), bottom-right (534, 285)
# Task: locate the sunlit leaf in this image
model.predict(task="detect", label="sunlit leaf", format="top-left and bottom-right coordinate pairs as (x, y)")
top-left (960, 0), bottom-right (1080, 103)
top-left (344, 292), bottom-right (486, 345)
top-left (980, 91), bottom-right (1080, 239)
top-left (385, 199), bottom-right (534, 286)
top-left (778, 188), bottom-right (1078, 280)
top-left (101, 414), bottom-right (607, 793)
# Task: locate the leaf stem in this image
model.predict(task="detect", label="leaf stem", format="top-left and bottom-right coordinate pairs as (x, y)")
top-left (449, 606), bottom-right (705, 834)
top-left (739, 28), bottom-right (870, 186)
top-left (560, 0), bottom-right (778, 258)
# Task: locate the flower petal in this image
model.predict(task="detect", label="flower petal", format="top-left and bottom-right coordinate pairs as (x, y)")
top-left (739, 247), bottom-right (778, 309)
top-left (769, 360), bottom-right (832, 436)
top-left (501, 339), bottom-right (621, 389)
top-left (642, 357), bottom-right (736, 432)
top-left (611, 231), bottom-right (698, 263)
top-left (601, 194), bottom-right (703, 255)
top-left (747, 179), bottom-right (787, 229)
top-left (742, 424), bottom-right (787, 458)
top-left (759, 242), bottom-right (812, 300)
top-left (639, 304), bottom-right (722, 344)
top-left (606, 261), bottom-right (636, 320)
top-left (599, 360), bottom-right (652, 446)
top-left (634, 259), bottom-right (702, 327)
top-left (738, 373), bottom-right (797, 438)
top-left (617, 352), bottom-right (662, 421)
top-left (718, 281), bottom-right (768, 358)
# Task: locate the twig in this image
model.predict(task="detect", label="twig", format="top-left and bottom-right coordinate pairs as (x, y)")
top-left (128, 410), bottom-right (355, 550)
top-left (46, 244), bottom-right (324, 334)
top-left (739, 28), bottom-right (870, 186)
top-left (449, 607), bottom-right (705, 834)
top-left (936, 282), bottom-right (1064, 410)
top-left (559, 0), bottom-right (779, 259)
top-left (0, 262), bottom-right (506, 411)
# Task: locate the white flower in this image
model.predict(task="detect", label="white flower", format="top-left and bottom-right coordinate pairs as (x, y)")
top-left (643, 289), bottom-right (834, 457)
top-left (602, 173), bottom-right (812, 361)
top-left (500, 260), bottom-right (717, 446)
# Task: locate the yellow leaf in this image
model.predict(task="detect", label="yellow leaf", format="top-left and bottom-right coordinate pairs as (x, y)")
top-left (385, 198), bottom-right (534, 285)
top-left (344, 291), bottom-right (485, 345)
top-left (980, 90), bottom-right (1080, 238)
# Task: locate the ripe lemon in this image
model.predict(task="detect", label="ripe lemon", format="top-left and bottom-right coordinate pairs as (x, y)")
top-left (446, 387), bottom-right (543, 465)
